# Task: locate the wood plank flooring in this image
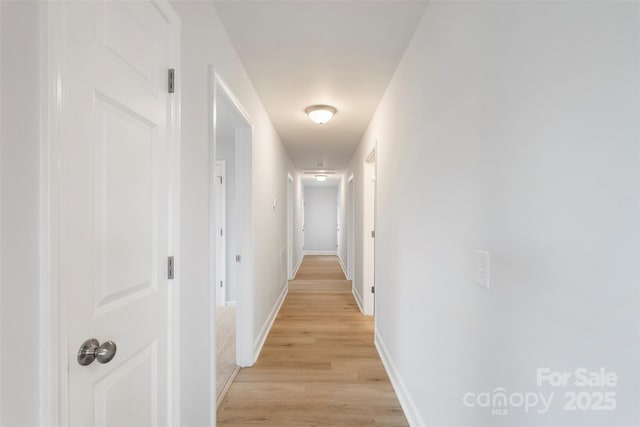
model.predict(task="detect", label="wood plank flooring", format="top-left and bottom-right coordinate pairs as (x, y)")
top-left (217, 256), bottom-right (408, 426)
top-left (293, 255), bottom-right (348, 281)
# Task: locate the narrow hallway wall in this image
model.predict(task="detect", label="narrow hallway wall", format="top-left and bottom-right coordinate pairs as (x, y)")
top-left (171, 1), bottom-right (295, 424)
top-left (0, 2), bottom-right (41, 424)
top-left (348, 2), bottom-right (639, 425)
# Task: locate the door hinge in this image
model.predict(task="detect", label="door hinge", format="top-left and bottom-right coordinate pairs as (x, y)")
top-left (371, 230), bottom-right (375, 238)
top-left (220, 280), bottom-right (223, 288)
top-left (168, 256), bottom-right (175, 280)
top-left (168, 68), bottom-right (175, 93)
top-left (371, 286), bottom-right (375, 294)
top-left (220, 228), bottom-right (223, 236)
top-left (236, 255), bottom-right (241, 262)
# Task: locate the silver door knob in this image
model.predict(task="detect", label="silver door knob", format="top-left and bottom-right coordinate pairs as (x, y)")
top-left (77, 338), bottom-right (117, 366)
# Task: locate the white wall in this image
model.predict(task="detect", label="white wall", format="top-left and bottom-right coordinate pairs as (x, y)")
top-left (170, 1), bottom-right (292, 424)
top-left (0, 1), bottom-right (293, 425)
top-left (349, 1), bottom-right (639, 425)
top-left (0, 2), bottom-right (41, 425)
top-left (216, 137), bottom-right (237, 303)
top-left (303, 186), bottom-right (338, 253)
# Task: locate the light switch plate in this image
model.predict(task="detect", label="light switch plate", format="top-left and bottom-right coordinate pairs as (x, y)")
top-left (474, 250), bottom-right (490, 289)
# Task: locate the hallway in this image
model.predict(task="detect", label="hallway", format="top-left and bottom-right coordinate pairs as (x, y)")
top-left (217, 256), bottom-right (408, 426)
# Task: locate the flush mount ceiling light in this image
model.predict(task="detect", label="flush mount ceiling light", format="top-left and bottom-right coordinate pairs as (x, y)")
top-left (305, 105), bottom-right (337, 124)
top-left (315, 175), bottom-right (328, 182)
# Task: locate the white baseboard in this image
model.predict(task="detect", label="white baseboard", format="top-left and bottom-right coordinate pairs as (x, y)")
top-left (375, 329), bottom-right (425, 427)
top-left (292, 254), bottom-right (304, 279)
top-left (253, 284), bottom-right (288, 363)
top-left (337, 255), bottom-right (348, 279)
top-left (303, 250), bottom-right (337, 256)
top-left (352, 284), bottom-right (364, 314)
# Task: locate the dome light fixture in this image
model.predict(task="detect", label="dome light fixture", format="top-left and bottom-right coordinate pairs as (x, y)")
top-left (305, 105), bottom-right (337, 124)
top-left (315, 174), bottom-right (328, 182)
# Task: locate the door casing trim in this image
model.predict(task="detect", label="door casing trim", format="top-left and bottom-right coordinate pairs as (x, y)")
top-left (363, 146), bottom-right (377, 316)
top-left (214, 159), bottom-right (227, 307)
top-left (208, 66), bottom-right (255, 425)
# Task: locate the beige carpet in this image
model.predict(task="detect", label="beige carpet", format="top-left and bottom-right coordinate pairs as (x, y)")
top-left (216, 305), bottom-right (237, 400)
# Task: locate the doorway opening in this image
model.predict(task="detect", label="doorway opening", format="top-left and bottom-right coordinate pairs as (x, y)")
top-left (337, 197), bottom-right (341, 261)
top-left (347, 174), bottom-right (355, 280)
top-left (363, 147), bottom-right (376, 316)
top-left (209, 68), bottom-right (254, 410)
top-left (287, 174), bottom-right (294, 279)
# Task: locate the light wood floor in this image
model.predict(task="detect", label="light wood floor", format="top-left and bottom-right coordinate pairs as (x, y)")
top-left (293, 255), bottom-right (348, 281)
top-left (217, 255), bottom-right (408, 426)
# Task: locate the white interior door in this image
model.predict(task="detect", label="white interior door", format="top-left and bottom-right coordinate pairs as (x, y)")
top-left (287, 176), bottom-right (293, 279)
top-left (215, 161), bottom-right (227, 306)
top-left (301, 198), bottom-right (305, 251)
top-left (336, 199), bottom-right (341, 255)
top-left (61, 1), bottom-right (178, 425)
top-left (347, 176), bottom-right (354, 279)
top-left (369, 174), bottom-right (376, 314)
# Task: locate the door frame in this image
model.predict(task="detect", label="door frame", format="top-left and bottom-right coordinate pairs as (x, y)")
top-left (347, 174), bottom-right (355, 280)
top-left (40, 1), bottom-right (182, 425)
top-left (336, 195), bottom-right (341, 259)
top-left (301, 192), bottom-right (305, 252)
top-left (287, 174), bottom-right (294, 279)
top-left (215, 160), bottom-right (227, 306)
top-left (363, 147), bottom-right (376, 316)
top-left (208, 68), bottom-right (254, 392)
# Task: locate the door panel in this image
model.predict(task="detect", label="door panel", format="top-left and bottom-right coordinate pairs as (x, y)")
top-left (94, 95), bottom-right (157, 311)
top-left (62, 1), bottom-right (176, 425)
top-left (94, 342), bottom-right (158, 427)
